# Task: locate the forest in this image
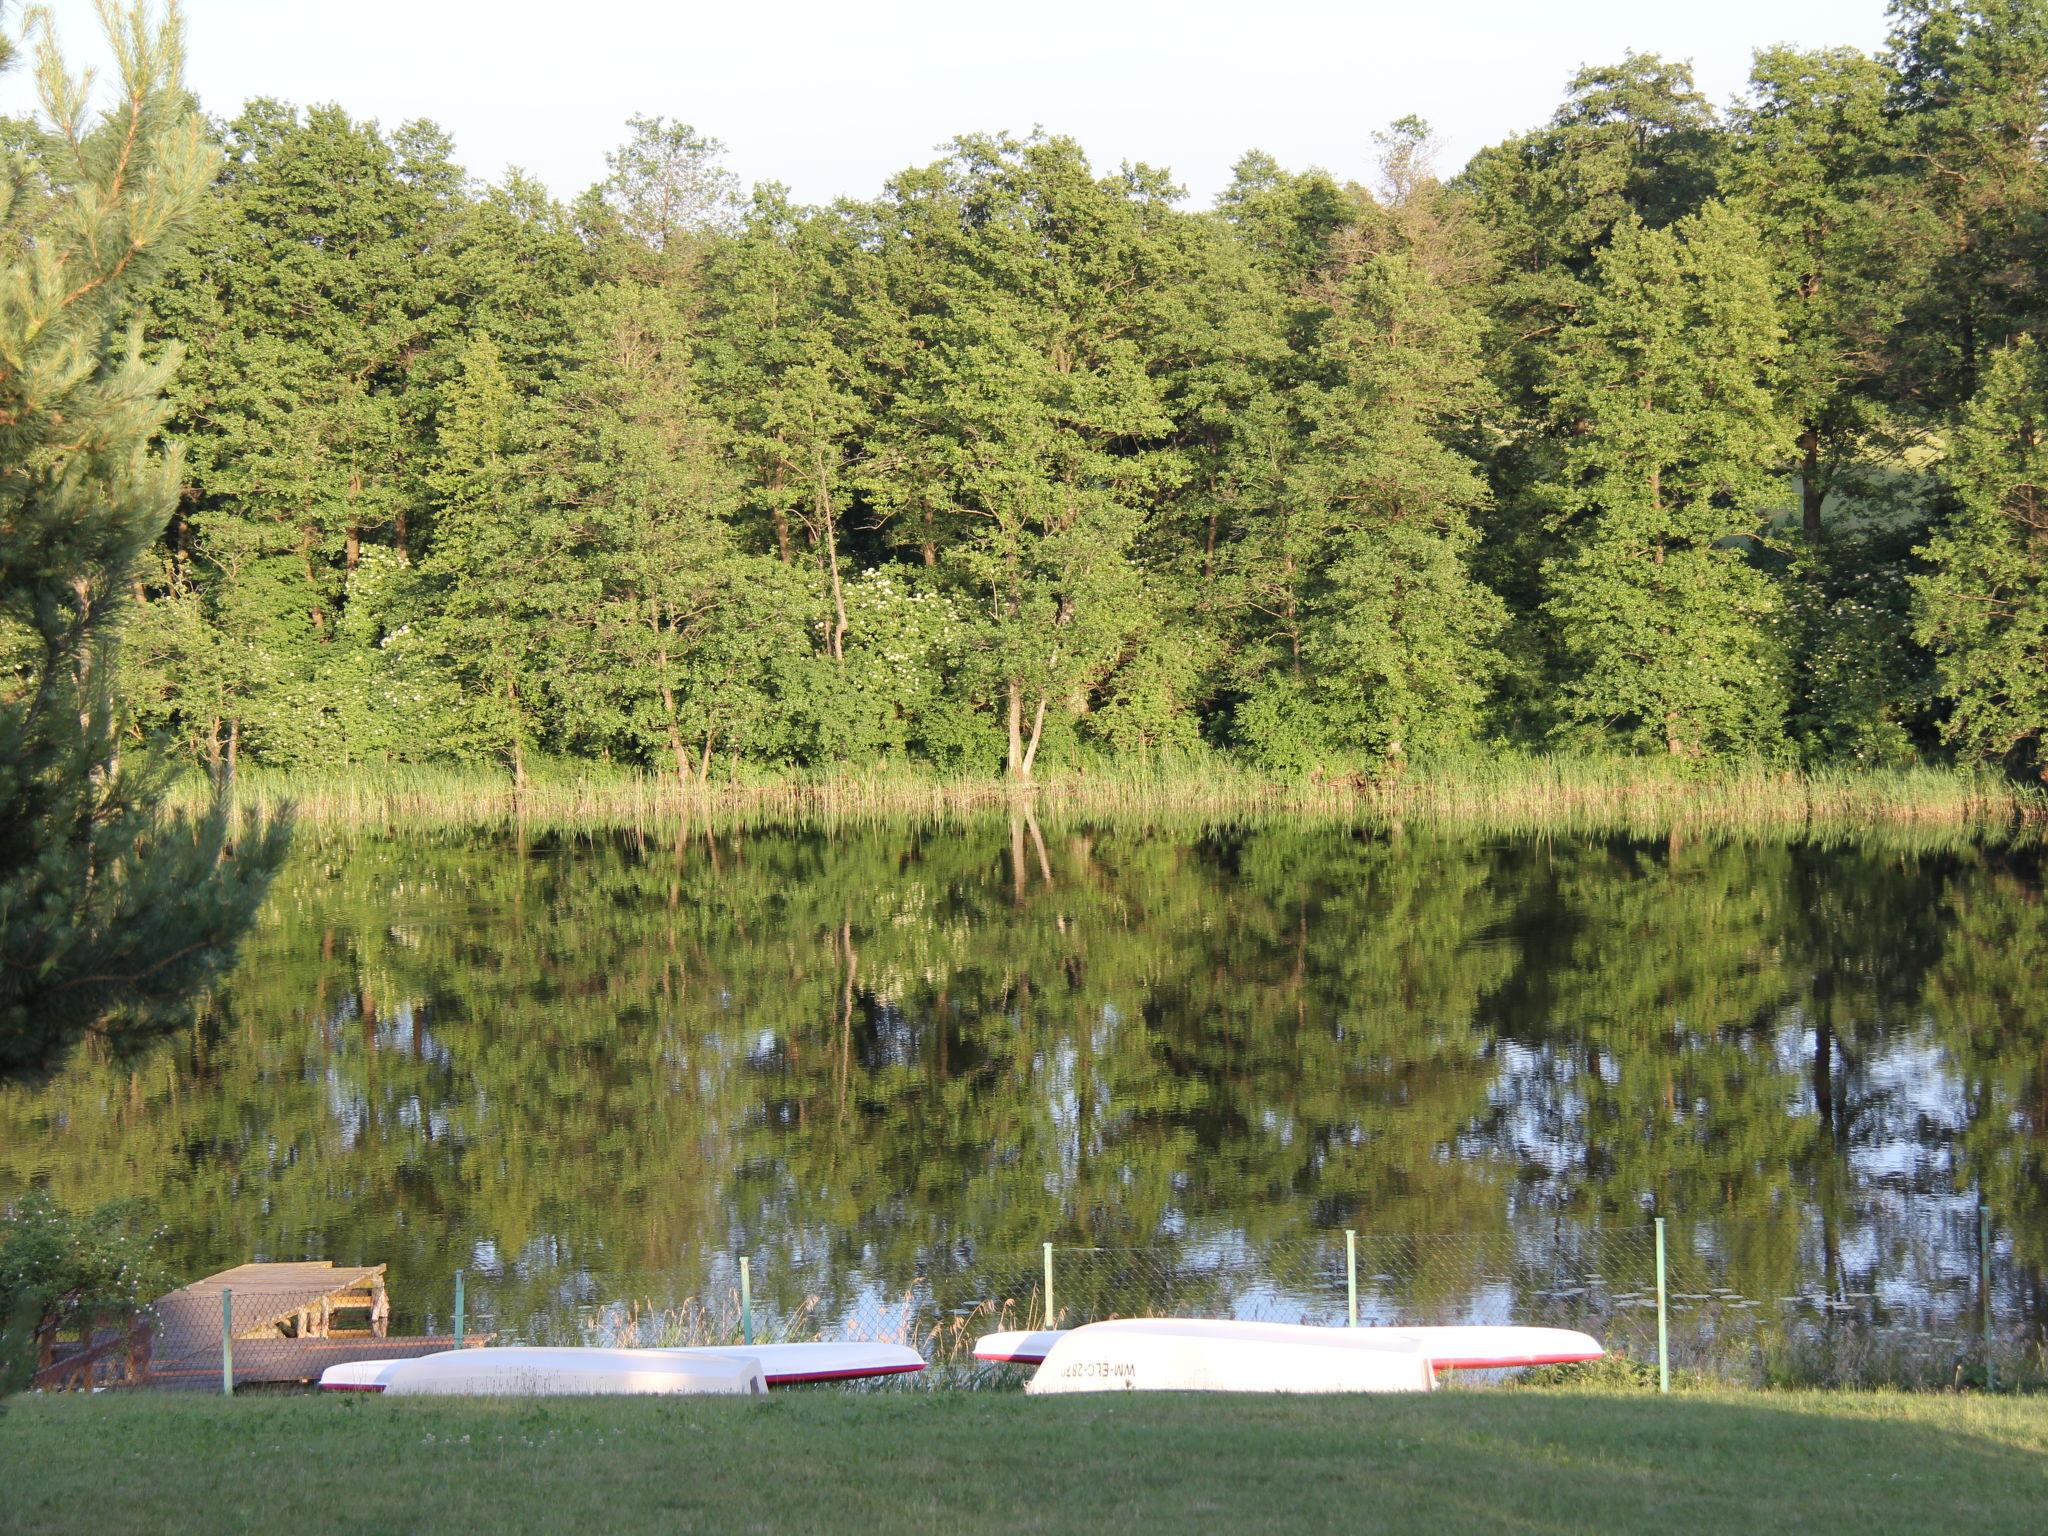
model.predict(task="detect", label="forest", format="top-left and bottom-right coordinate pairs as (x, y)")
top-left (17, 4), bottom-right (2034, 788)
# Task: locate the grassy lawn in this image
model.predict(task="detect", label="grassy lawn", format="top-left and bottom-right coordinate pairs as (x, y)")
top-left (2, 1389), bottom-right (2044, 1535)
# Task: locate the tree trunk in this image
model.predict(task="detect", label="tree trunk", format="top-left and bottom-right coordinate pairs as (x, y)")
top-left (819, 469), bottom-right (848, 665)
top-left (1283, 554), bottom-right (1301, 674)
top-left (1024, 809), bottom-right (1053, 885)
top-left (1813, 997), bottom-right (1837, 1142)
top-left (1799, 424), bottom-right (1824, 544)
top-left (1020, 694), bottom-right (1048, 778)
top-left (1009, 816), bottom-right (1027, 903)
top-left (1006, 679), bottom-right (1025, 778)
top-left (508, 679), bottom-right (527, 789)
top-left (768, 457), bottom-right (793, 565)
top-left (654, 617), bottom-right (689, 787)
top-left (665, 710), bottom-right (689, 786)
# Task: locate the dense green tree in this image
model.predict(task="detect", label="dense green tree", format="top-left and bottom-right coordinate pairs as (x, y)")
top-left (864, 136), bottom-right (1184, 778)
top-left (413, 335), bottom-right (560, 782)
top-left (554, 281), bottom-right (811, 776)
top-left (1283, 144), bottom-right (1504, 769)
top-left (141, 101), bottom-right (473, 765)
top-left (0, 3), bottom-right (282, 1076)
top-left (1542, 204), bottom-right (1792, 759)
top-left (1460, 52), bottom-right (1725, 395)
top-left (1913, 339), bottom-right (2048, 774)
top-left (1884, 0), bottom-right (2048, 412)
top-left (47, 8), bottom-right (2048, 786)
top-left (1727, 46), bottom-right (1904, 544)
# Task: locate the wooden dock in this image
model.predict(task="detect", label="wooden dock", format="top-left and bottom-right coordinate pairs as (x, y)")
top-left (34, 1260), bottom-right (486, 1391)
top-left (153, 1261), bottom-right (391, 1347)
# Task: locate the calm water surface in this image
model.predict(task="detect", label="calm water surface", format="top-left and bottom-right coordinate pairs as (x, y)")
top-left (4, 819), bottom-right (2042, 1344)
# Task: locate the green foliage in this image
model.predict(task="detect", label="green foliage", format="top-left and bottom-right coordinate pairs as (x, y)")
top-left (1542, 205), bottom-right (1793, 760)
top-left (74, 8), bottom-right (2048, 788)
top-left (1784, 532), bottom-right (1933, 766)
top-left (1884, 0), bottom-right (2048, 410)
top-left (0, 3), bottom-right (284, 1077)
top-left (0, 1190), bottom-right (166, 1393)
top-left (1914, 339), bottom-right (2048, 775)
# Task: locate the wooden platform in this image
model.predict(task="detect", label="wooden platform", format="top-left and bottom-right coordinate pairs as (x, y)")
top-left (153, 1261), bottom-right (390, 1347)
top-left (36, 1260), bottom-right (485, 1391)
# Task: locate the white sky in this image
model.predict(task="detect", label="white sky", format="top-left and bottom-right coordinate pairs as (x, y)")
top-left (9, 0), bottom-right (1893, 207)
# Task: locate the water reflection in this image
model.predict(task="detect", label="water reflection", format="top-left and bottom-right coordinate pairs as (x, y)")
top-left (2, 819), bottom-right (2041, 1351)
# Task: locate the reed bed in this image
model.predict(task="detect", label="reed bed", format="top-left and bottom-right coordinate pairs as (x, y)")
top-left (163, 755), bottom-right (2048, 844)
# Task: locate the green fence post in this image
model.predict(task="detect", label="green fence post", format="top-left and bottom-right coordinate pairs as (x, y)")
top-left (1654, 1217), bottom-right (1670, 1396)
top-left (1345, 1230), bottom-right (1358, 1328)
top-left (221, 1288), bottom-right (233, 1398)
top-left (453, 1269), bottom-right (465, 1349)
top-left (739, 1257), bottom-right (754, 1346)
top-left (1043, 1242), bottom-right (1056, 1328)
top-left (1981, 1204), bottom-right (1994, 1393)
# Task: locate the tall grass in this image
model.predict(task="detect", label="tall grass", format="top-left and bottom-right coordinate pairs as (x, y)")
top-left (163, 754), bottom-right (2048, 844)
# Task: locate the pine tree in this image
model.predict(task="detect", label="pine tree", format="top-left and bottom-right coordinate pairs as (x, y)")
top-left (0, 3), bottom-right (284, 1077)
top-left (1913, 339), bottom-right (2048, 774)
top-left (416, 335), bottom-right (559, 784)
top-left (551, 279), bottom-right (809, 780)
top-left (1542, 204), bottom-right (1792, 759)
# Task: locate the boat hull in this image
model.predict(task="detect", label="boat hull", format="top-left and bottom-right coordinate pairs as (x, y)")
top-left (1024, 1319), bottom-right (1436, 1395)
top-left (978, 1322), bottom-right (1604, 1372)
top-left (321, 1341), bottom-right (925, 1393)
top-left (373, 1346), bottom-right (767, 1396)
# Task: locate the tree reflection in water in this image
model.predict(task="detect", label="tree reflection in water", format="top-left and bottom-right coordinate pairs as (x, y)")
top-left (2, 819), bottom-right (2040, 1347)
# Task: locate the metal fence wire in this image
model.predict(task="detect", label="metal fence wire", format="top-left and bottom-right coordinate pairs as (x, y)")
top-left (1036, 1213), bottom-right (2042, 1391)
top-left (32, 1210), bottom-right (2045, 1394)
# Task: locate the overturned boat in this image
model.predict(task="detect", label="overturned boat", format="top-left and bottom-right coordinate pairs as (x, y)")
top-left (320, 1341), bottom-right (926, 1395)
top-left (980, 1319), bottom-right (1604, 1393)
top-left (1021, 1319), bottom-right (1438, 1395)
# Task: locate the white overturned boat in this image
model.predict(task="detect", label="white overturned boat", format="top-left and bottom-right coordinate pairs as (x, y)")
top-left (371, 1347), bottom-right (766, 1396)
top-left (1024, 1319), bottom-right (1436, 1395)
top-left (979, 1320), bottom-right (1603, 1389)
top-left (319, 1342), bottom-right (926, 1396)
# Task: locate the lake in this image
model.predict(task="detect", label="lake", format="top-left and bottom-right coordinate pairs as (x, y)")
top-left (3, 817), bottom-right (2041, 1377)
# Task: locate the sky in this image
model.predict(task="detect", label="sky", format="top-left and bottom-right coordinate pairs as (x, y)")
top-left (7, 0), bottom-right (1895, 207)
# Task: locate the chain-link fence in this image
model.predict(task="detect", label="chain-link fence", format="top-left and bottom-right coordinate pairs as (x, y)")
top-left (407, 1207), bottom-right (2042, 1394)
top-left (1037, 1210), bottom-right (2042, 1391)
top-left (36, 1208), bottom-right (2044, 1393)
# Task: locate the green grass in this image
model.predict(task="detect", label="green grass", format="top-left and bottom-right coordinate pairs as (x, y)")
top-left (3, 1389), bottom-right (2044, 1535)
top-left (165, 753), bottom-right (2047, 843)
